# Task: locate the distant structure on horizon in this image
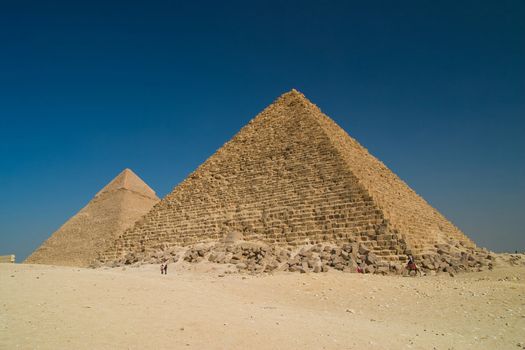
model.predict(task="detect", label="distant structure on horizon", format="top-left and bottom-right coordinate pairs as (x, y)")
top-left (0, 255), bottom-right (16, 263)
top-left (25, 169), bottom-right (159, 267)
top-left (101, 89), bottom-right (484, 270)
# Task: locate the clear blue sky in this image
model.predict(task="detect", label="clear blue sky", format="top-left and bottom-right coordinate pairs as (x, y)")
top-left (1, 1), bottom-right (523, 261)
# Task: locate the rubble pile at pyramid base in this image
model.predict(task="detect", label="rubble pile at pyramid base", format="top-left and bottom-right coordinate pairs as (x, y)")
top-left (101, 239), bottom-right (495, 276)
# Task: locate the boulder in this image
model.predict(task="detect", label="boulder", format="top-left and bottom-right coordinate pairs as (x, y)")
top-left (358, 245), bottom-right (370, 255)
top-left (365, 253), bottom-right (378, 265)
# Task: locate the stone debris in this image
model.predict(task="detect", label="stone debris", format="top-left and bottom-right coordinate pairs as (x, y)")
top-left (107, 239), bottom-right (495, 275)
top-left (99, 90), bottom-right (495, 274)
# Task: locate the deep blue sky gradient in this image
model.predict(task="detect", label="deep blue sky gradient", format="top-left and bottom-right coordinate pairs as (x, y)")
top-left (1, 0), bottom-right (524, 260)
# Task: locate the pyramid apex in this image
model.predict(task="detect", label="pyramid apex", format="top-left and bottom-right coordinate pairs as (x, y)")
top-left (279, 88), bottom-right (307, 99)
top-left (269, 89), bottom-right (321, 114)
top-left (95, 168), bottom-right (158, 199)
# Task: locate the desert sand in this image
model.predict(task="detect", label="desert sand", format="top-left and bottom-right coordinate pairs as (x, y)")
top-left (1, 262), bottom-right (524, 350)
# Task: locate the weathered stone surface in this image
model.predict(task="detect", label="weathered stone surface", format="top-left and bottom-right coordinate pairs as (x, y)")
top-left (100, 90), bottom-right (488, 274)
top-left (26, 169), bottom-right (159, 267)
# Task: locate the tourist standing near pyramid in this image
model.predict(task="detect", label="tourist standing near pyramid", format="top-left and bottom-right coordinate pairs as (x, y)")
top-left (25, 169), bottom-right (159, 267)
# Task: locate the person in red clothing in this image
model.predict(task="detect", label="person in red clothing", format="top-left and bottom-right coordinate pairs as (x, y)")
top-left (406, 254), bottom-right (422, 276)
top-left (356, 256), bottom-right (366, 273)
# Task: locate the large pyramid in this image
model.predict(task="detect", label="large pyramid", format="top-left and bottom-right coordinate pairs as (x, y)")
top-left (25, 168), bottom-right (159, 267)
top-left (102, 90), bottom-right (482, 270)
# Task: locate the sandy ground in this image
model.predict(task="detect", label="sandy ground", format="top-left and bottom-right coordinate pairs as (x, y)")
top-left (1, 262), bottom-right (524, 350)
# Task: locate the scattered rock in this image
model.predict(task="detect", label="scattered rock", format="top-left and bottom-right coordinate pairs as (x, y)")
top-left (101, 237), bottom-right (497, 276)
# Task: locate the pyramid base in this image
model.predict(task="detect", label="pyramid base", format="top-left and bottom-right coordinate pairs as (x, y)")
top-left (99, 239), bottom-right (495, 276)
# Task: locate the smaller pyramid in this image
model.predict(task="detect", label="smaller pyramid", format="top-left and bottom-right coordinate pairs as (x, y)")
top-left (25, 168), bottom-right (159, 267)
